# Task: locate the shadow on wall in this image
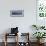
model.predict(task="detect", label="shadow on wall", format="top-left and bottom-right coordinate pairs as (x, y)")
top-left (2, 28), bottom-right (11, 34)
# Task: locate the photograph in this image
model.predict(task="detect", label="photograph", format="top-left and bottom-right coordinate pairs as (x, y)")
top-left (10, 10), bottom-right (24, 17)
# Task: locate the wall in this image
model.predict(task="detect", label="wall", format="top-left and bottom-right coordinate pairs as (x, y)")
top-left (0, 0), bottom-right (36, 42)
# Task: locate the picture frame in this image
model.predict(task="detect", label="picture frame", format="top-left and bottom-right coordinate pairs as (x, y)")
top-left (10, 10), bottom-right (24, 17)
top-left (36, 0), bottom-right (46, 26)
top-left (37, 0), bottom-right (46, 18)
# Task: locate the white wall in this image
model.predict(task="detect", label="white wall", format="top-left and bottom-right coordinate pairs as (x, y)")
top-left (0, 0), bottom-right (36, 42)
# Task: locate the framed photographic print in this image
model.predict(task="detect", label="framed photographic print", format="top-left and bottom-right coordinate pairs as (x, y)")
top-left (37, 0), bottom-right (46, 18)
top-left (10, 10), bottom-right (24, 17)
top-left (36, 0), bottom-right (46, 26)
